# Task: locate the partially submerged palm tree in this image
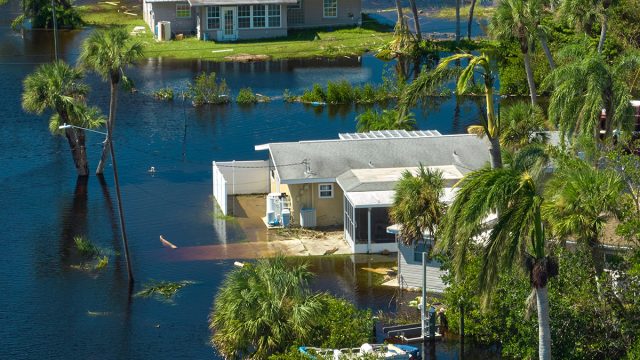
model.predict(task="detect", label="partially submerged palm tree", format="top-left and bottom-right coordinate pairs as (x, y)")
top-left (543, 43), bottom-right (640, 141)
top-left (389, 166), bottom-right (446, 246)
top-left (79, 27), bottom-right (144, 175)
top-left (210, 256), bottom-right (322, 359)
top-left (402, 53), bottom-right (503, 168)
top-left (438, 158), bottom-right (557, 360)
top-left (356, 108), bottom-right (416, 132)
top-left (22, 61), bottom-right (103, 176)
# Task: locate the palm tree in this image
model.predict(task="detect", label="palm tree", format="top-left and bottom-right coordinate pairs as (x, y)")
top-left (402, 53), bottom-right (503, 168)
top-left (408, 0), bottom-right (422, 42)
top-left (467, 0), bottom-right (477, 40)
top-left (500, 102), bottom-right (549, 150)
top-left (356, 108), bottom-right (416, 132)
top-left (22, 61), bottom-right (103, 176)
top-left (542, 155), bottom-right (625, 270)
top-left (490, 0), bottom-right (543, 105)
top-left (210, 256), bottom-right (322, 359)
top-left (389, 166), bottom-right (446, 246)
top-left (79, 27), bottom-right (144, 175)
top-left (559, 0), bottom-right (615, 53)
top-left (543, 44), bottom-right (640, 141)
top-left (438, 159), bottom-right (557, 360)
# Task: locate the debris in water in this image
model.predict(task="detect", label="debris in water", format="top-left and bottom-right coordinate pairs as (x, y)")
top-left (160, 235), bottom-right (177, 249)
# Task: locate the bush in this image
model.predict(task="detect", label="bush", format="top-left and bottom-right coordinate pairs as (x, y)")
top-left (326, 80), bottom-right (355, 104)
top-left (188, 72), bottom-right (230, 106)
top-left (300, 83), bottom-right (327, 103)
top-left (283, 89), bottom-right (297, 102)
top-left (153, 87), bottom-right (174, 101)
top-left (236, 87), bottom-right (258, 104)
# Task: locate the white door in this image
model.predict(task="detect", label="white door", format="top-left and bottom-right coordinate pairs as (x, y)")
top-left (221, 7), bottom-right (237, 40)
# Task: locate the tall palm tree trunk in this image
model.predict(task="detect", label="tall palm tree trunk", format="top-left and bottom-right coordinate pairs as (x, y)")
top-left (64, 128), bottom-right (89, 176)
top-left (455, 0), bottom-right (461, 43)
top-left (597, 13), bottom-right (608, 53)
top-left (523, 50), bottom-right (538, 105)
top-left (395, 0), bottom-right (404, 24)
top-left (408, 0), bottom-right (422, 41)
top-left (536, 286), bottom-right (552, 360)
top-left (488, 136), bottom-right (503, 169)
top-left (96, 80), bottom-right (118, 175)
top-left (539, 33), bottom-right (556, 70)
top-left (467, 0), bottom-right (477, 40)
top-left (484, 85), bottom-right (503, 169)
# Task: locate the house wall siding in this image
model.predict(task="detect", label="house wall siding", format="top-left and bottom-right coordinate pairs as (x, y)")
top-left (198, 4), bottom-right (288, 41)
top-left (312, 182), bottom-right (344, 227)
top-left (296, 0), bottom-right (361, 29)
top-left (147, 2), bottom-right (197, 34)
top-left (398, 243), bottom-right (446, 293)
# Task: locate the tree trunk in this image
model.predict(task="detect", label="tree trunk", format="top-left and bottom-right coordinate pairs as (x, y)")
top-left (64, 128), bottom-right (89, 176)
top-left (488, 135), bottom-right (503, 169)
top-left (459, 303), bottom-right (465, 338)
top-left (597, 13), bottom-right (608, 54)
top-left (523, 49), bottom-right (538, 106)
top-left (535, 286), bottom-right (552, 360)
top-left (96, 80), bottom-right (118, 175)
top-left (408, 0), bottom-right (421, 41)
top-left (395, 0), bottom-right (404, 25)
top-left (539, 33), bottom-right (556, 70)
top-left (467, 0), bottom-right (477, 40)
top-left (455, 0), bottom-right (461, 43)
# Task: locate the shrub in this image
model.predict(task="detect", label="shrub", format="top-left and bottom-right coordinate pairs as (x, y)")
top-left (300, 83), bottom-right (327, 103)
top-left (326, 80), bottom-right (355, 104)
top-left (188, 72), bottom-right (230, 106)
top-left (236, 87), bottom-right (258, 104)
top-left (153, 87), bottom-right (174, 101)
top-left (283, 89), bottom-right (297, 102)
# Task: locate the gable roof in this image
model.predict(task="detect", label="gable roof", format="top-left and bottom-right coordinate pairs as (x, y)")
top-left (257, 134), bottom-right (491, 184)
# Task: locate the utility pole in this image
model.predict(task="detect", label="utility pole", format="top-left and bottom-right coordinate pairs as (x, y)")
top-left (51, 0), bottom-right (59, 61)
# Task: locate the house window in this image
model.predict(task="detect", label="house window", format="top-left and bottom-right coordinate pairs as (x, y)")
top-left (323, 0), bottom-right (337, 18)
top-left (252, 5), bottom-right (266, 28)
top-left (288, 0), bottom-right (302, 9)
top-left (319, 183), bottom-right (333, 199)
top-left (207, 6), bottom-right (220, 30)
top-left (413, 241), bottom-right (431, 262)
top-left (176, 3), bottom-right (191, 18)
top-left (267, 4), bottom-right (281, 28)
top-left (238, 5), bottom-right (251, 29)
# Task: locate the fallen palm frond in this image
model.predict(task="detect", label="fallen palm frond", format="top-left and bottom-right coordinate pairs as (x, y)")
top-left (74, 235), bottom-right (101, 257)
top-left (135, 280), bottom-right (196, 299)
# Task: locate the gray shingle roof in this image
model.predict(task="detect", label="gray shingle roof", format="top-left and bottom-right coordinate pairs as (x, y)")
top-left (260, 134), bottom-right (491, 183)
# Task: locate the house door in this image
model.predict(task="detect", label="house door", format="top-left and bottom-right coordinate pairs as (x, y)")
top-left (221, 7), bottom-right (237, 40)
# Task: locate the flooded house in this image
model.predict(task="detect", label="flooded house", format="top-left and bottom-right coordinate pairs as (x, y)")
top-left (142, 0), bottom-right (362, 41)
top-left (212, 130), bottom-right (491, 255)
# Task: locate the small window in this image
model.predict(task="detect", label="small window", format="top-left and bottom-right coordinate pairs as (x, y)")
top-left (207, 6), bottom-right (220, 30)
top-left (413, 241), bottom-right (431, 262)
top-left (323, 0), bottom-right (337, 18)
top-left (252, 5), bottom-right (266, 28)
top-left (238, 5), bottom-right (251, 29)
top-left (176, 3), bottom-right (191, 18)
top-left (267, 4), bottom-right (281, 28)
top-left (319, 183), bottom-right (333, 199)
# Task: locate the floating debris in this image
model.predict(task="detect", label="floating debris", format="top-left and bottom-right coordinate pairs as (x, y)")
top-left (135, 280), bottom-right (196, 300)
top-left (159, 235), bottom-right (177, 249)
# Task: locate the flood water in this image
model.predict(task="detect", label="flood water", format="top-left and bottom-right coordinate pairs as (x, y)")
top-left (0, 3), bottom-right (498, 359)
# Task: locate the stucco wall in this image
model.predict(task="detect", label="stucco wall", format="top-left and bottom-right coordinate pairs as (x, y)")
top-left (311, 182), bottom-right (344, 227)
top-left (295, 0), bottom-right (361, 29)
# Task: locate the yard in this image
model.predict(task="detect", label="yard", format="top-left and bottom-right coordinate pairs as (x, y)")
top-left (77, 2), bottom-right (394, 61)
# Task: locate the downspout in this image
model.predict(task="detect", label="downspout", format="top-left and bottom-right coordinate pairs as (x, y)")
top-left (367, 207), bottom-right (372, 253)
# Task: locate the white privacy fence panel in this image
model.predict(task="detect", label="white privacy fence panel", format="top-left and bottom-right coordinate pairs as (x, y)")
top-left (212, 160), bottom-right (270, 215)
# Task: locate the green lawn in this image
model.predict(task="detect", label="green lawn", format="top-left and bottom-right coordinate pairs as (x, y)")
top-left (430, 5), bottom-right (495, 19)
top-left (78, 3), bottom-right (394, 61)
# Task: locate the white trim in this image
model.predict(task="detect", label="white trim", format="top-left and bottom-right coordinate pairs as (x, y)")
top-left (206, 6), bottom-right (220, 30)
top-left (318, 183), bottom-right (334, 199)
top-left (221, 6), bottom-right (238, 40)
top-left (322, 0), bottom-right (337, 18)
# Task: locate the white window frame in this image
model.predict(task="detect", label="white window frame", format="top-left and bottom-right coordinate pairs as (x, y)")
top-left (252, 4), bottom-right (266, 28)
top-left (207, 6), bottom-right (220, 30)
top-left (237, 5), bottom-right (251, 29)
top-left (176, 3), bottom-right (191, 18)
top-left (323, 0), bottom-right (337, 18)
top-left (318, 183), bottom-right (334, 199)
top-left (267, 4), bottom-right (281, 28)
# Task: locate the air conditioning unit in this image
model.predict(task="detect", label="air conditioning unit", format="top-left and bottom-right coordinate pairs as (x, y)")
top-left (299, 208), bottom-right (316, 228)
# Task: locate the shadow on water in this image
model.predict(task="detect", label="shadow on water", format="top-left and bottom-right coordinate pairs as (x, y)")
top-left (59, 176), bottom-right (89, 266)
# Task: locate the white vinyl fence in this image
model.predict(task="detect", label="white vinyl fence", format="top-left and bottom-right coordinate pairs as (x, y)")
top-left (212, 160), bottom-right (270, 215)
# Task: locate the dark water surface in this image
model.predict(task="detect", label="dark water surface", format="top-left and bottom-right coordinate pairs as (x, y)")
top-left (0, 7), bottom-right (497, 359)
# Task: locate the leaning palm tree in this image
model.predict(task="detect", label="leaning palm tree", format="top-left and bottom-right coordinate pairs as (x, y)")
top-left (438, 158), bottom-right (557, 360)
top-left (559, 0), bottom-right (615, 53)
top-left (22, 61), bottom-right (103, 176)
top-left (79, 27), bottom-right (144, 175)
top-left (542, 155), bottom-right (625, 270)
top-left (389, 166), bottom-right (445, 246)
top-left (543, 43), bottom-right (640, 141)
top-left (490, 0), bottom-right (544, 105)
top-left (402, 53), bottom-right (503, 168)
top-left (211, 256), bottom-right (323, 359)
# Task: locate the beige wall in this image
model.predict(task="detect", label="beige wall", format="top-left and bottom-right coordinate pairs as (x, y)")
top-left (270, 177), bottom-right (344, 227)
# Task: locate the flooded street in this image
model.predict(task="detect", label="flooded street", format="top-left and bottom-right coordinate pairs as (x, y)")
top-left (0, 3), bottom-right (498, 358)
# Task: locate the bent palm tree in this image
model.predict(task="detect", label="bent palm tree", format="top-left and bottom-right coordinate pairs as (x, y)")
top-left (22, 61), bottom-right (103, 176)
top-left (543, 44), bottom-right (640, 141)
top-left (79, 27), bottom-right (144, 175)
top-left (402, 53), bottom-right (503, 168)
top-left (389, 166), bottom-right (445, 246)
top-left (211, 256), bottom-right (322, 359)
top-left (438, 161), bottom-right (557, 360)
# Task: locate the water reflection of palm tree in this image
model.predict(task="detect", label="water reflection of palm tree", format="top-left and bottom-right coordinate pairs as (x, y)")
top-left (59, 176), bottom-right (88, 265)
top-left (98, 175), bottom-right (123, 273)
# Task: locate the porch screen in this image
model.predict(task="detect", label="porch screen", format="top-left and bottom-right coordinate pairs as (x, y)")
top-left (207, 6), bottom-right (220, 30)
